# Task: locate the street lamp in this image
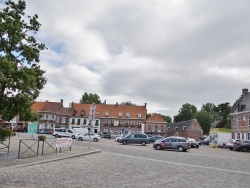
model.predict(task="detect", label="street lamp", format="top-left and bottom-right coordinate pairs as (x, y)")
top-left (88, 103), bottom-right (96, 149)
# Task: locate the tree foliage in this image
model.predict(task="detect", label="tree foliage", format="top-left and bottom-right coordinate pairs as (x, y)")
top-left (196, 111), bottom-right (212, 134)
top-left (120, 101), bottom-right (135, 105)
top-left (0, 0), bottom-right (47, 121)
top-left (174, 103), bottom-right (197, 122)
top-left (80, 92), bottom-right (102, 104)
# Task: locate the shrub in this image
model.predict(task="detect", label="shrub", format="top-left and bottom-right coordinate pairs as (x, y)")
top-left (38, 135), bottom-right (46, 141)
top-left (0, 127), bottom-right (12, 141)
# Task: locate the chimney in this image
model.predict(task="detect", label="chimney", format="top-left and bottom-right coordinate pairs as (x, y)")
top-left (145, 103), bottom-right (147, 107)
top-left (60, 99), bottom-right (63, 104)
top-left (116, 102), bottom-right (118, 106)
top-left (242, 88), bottom-right (248, 96)
top-left (103, 100), bottom-right (106, 104)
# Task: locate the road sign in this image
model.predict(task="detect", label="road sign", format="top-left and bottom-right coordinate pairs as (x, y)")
top-left (28, 122), bottom-right (37, 134)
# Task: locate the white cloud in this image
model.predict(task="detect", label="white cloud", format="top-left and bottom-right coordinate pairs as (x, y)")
top-left (4, 0), bottom-right (249, 119)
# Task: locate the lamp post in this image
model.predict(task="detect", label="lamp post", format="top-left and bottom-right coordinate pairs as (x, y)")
top-left (88, 103), bottom-right (96, 149)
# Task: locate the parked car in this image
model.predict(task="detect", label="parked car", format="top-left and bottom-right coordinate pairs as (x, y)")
top-left (226, 139), bottom-right (241, 150)
top-left (53, 128), bottom-right (77, 139)
top-left (203, 137), bottom-right (210, 145)
top-left (187, 138), bottom-right (199, 148)
top-left (37, 129), bottom-right (48, 134)
top-left (149, 136), bottom-right (164, 143)
top-left (115, 135), bottom-right (126, 142)
top-left (118, 134), bottom-right (149, 146)
top-left (233, 140), bottom-right (250, 152)
top-left (153, 136), bottom-right (190, 152)
top-left (77, 133), bottom-right (101, 142)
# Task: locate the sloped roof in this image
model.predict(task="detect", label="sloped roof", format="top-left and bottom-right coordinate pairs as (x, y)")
top-left (72, 103), bottom-right (104, 117)
top-left (32, 101), bottom-right (63, 113)
top-left (167, 119), bottom-right (195, 130)
top-left (31, 102), bottom-right (46, 113)
top-left (59, 107), bottom-right (73, 115)
top-left (147, 113), bottom-right (166, 122)
top-left (232, 92), bottom-right (250, 113)
top-left (101, 104), bottom-right (146, 119)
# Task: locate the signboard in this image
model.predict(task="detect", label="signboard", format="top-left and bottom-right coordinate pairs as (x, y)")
top-left (56, 138), bottom-right (72, 148)
top-left (28, 122), bottom-right (37, 134)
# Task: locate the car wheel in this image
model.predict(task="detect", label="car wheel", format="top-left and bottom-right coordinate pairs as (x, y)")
top-left (72, 135), bottom-right (75, 139)
top-left (141, 141), bottom-right (146, 146)
top-left (55, 134), bottom-right (59, 138)
top-left (155, 145), bottom-right (161, 150)
top-left (78, 137), bottom-right (83, 141)
top-left (197, 145), bottom-right (199, 148)
top-left (242, 147), bottom-right (249, 152)
top-left (122, 140), bottom-right (127, 145)
top-left (117, 139), bottom-right (120, 142)
top-left (229, 147), bottom-right (233, 150)
top-left (93, 138), bottom-right (98, 142)
top-left (178, 146), bottom-right (184, 152)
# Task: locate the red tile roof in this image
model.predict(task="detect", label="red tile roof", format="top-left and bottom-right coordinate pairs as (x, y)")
top-left (147, 113), bottom-right (166, 122)
top-left (72, 103), bottom-right (146, 119)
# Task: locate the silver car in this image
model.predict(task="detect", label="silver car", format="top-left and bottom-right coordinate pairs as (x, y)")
top-left (153, 136), bottom-right (190, 152)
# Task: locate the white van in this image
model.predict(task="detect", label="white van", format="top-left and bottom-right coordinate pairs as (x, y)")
top-left (72, 128), bottom-right (88, 135)
top-left (53, 128), bottom-right (77, 139)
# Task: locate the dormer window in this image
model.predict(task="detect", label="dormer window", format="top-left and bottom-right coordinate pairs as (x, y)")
top-left (183, 126), bottom-right (186, 131)
top-left (119, 112), bottom-right (122, 118)
top-left (138, 113), bottom-right (142, 118)
top-left (126, 112), bottom-right (130, 118)
top-left (105, 111), bottom-right (109, 117)
top-left (72, 109), bottom-right (77, 116)
top-left (81, 110), bottom-right (85, 116)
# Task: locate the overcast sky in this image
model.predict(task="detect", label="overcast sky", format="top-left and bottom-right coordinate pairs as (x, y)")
top-left (2, 0), bottom-right (250, 119)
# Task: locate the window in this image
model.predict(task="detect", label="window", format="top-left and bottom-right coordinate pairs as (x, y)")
top-left (138, 113), bottom-right (142, 118)
top-left (110, 120), bottom-right (114, 125)
top-left (105, 111), bottom-right (109, 117)
top-left (131, 121), bottom-right (136, 125)
top-left (61, 117), bottom-right (66, 123)
top-left (148, 125), bottom-right (151, 131)
top-left (83, 119), bottom-right (87, 124)
top-left (183, 126), bottom-right (186, 131)
top-left (56, 117), bottom-right (59, 123)
top-left (81, 110), bottom-right (85, 116)
top-left (95, 120), bottom-right (99, 126)
top-left (237, 117), bottom-right (241, 126)
top-left (71, 119), bottom-right (75, 124)
top-left (119, 112), bottom-right (122, 117)
top-left (175, 127), bottom-right (178, 131)
top-left (125, 121), bottom-right (129, 125)
top-left (46, 115), bottom-right (48, 119)
top-left (137, 121), bottom-right (142, 125)
top-left (77, 119), bottom-right (80, 125)
top-left (237, 132), bottom-right (241, 139)
top-left (248, 117), bottom-right (250, 126)
top-left (247, 132), bottom-right (250, 140)
top-left (161, 126), bottom-right (164, 132)
top-left (126, 113), bottom-right (130, 118)
top-left (119, 120), bottom-right (123, 125)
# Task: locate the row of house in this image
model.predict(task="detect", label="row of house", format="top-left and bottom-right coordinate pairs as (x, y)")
top-left (0, 100), bottom-right (204, 139)
top-left (2, 88), bottom-right (250, 140)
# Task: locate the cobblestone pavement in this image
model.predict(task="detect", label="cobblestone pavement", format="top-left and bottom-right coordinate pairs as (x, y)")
top-left (1, 136), bottom-right (250, 187)
top-left (0, 134), bottom-right (101, 168)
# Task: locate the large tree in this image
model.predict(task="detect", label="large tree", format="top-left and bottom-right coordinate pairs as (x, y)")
top-left (80, 92), bottom-right (102, 104)
top-left (196, 111), bottom-right (212, 134)
top-left (174, 103), bottom-right (197, 122)
top-left (0, 0), bottom-right (47, 121)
